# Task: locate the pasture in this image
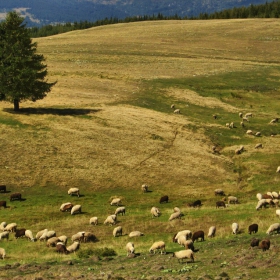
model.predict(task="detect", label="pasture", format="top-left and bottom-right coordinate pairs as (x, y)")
top-left (0, 19), bottom-right (280, 279)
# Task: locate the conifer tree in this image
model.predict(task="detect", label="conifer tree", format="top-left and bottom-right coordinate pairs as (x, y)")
top-left (0, 11), bottom-right (56, 111)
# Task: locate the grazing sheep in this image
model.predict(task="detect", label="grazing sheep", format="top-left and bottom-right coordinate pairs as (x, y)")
top-left (0, 232), bottom-right (9, 241)
top-left (0, 185), bottom-right (6, 193)
top-left (187, 200), bottom-right (202, 208)
top-left (110, 198), bottom-right (122, 206)
top-left (129, 231), bottom-right (144, 237)
top-left (216, 201), bottom-right (226, 208)
top-left (263, 193), bottom-right (273, 199)
top-left (68, 187), bottom-right (80, 197)
top-left (250, 238), bottom-right (260, 248)
top-left (276, 166), bottom-right (280, 173)
top-left (272, 192), bottom-right (279, 199)
top-left (266, 223), bottom-right (280, 235)
top-left (214, 189), bottom-right (225, 196)
top-left (256, 199), bottom-right (269, 210)
top-left (259, 239), bottom-right (270, 251)
top-left (174, 230), bottom-right (192, 242)
top-left (0, 201), bottom-right (7, 209)
top-left (207, 226), bottom-right (216, 238)
top-left (183, 240), bottom-right (195, 251)
top-left (276, 209), bottom-right (280, 218)
top-left (36, 229), bottom-right (48, 240)
top-left (245, 113), bottom-right (253, 118)
top-left (159, 195), bottom-right (169, 204)
top-left (70, 204), bottom-right (82, 215)
top-left (192, 230), bottom-right (204, 242)
top-left (235, 145), bottom-right (244, 155)
top-left (255, 143), bottom-right (263, 149)
top-left (239, 112), bottom-right (243, 118)
top-left (232, 223), bottom-right (239, 234)
top-left (175, 234), bottom-right (188, 246)
top-left (89, 217), bottom-right (98, 225)
top-left (240, 121), bottom-right (245, 127)
top-left (39, 230), bottom-right (56, 241)
top-left (172, 249), bottom-right (194, 263)
top-left (171, 104), bottom-right (175, 109)
top-left (0, 248), bottom-right (5, 259)
top-left (25, 230), bottom-right (36, 242)
top-left (168, 211), bottom-right (182, 221)
top-left (213, 114), bottom-right (217, 119)
top-left (14, 228), bottom-right (26, 239)
top-left (151, 206), bottom-right (161, 218)
top-left (226, 122), bottom-right (230, 128)
top-left (10, 193), bottom-right (22, 201)
top-left (67, 241), bottom-right (80, 253)
top-left (71, 232), bottom-right (85, 242)
top-left (57, 235), bottom-right (68, 245)
top-left (228, 196), bottom-right (238, 204)
top-left (141, 184), bottom-right (148, 193)
top-left (149, 241), bottom-right (165, 254)
top-left (270, 118), bottom-right (278, 124)
top-left (248, 224), bottom-right (258, 234)
top-left (174, 109), bottom-right (180, 114)
top-left (246, 130), bottom-right (253, 135)
top-left (255, 132), bottom-right (261, 137)
top-left (83, 232), bottom-right (97, 243)
top-left (173, 207), bottom-right (181, 213)
top-left (60, 202), bottom-right (73, 212)
top-left (256, 193), bottom-right (262, 201)
top-left (104, 214), bottom-right (117, 226)
top-left (272, 199), bottom-right (279, 207)
top-left (56, 242), bottom-right (69, 254)
top-left (229, 122), bottom-right (235, 128)
top-left (0, 222), bottom-right (7, 231)
top-left (242, 117), bottom-right (249, 122)
top-left (4, 223), bottom-right (17, 232)
top-left (126, 242), bottom-right (135, 256)
top-left (115, 206), bottom-right (126, 216)
top-left (47, 237), bottom-right (60, 247)
top-left (113, 226), bottom-right (122, 237)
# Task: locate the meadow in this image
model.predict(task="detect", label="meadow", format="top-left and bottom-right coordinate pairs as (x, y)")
top-left (0, 19), bottom-right (280, 279)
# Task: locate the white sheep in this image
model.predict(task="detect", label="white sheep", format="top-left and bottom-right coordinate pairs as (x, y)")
top-left (58, 235), bottom-right (68, 245)
top-left (235, 145), bottom-right (244, 155)
top-left (141, 184), bottom-right (148, 193)
top-left (245, 112), bottom-right (253, 118)
top-left (39, 230), bottom-right (56, 241)
top-left (240, 121), bottom-right (245, 127)
top-left (128, 231), bottom-right (144, 237)
top-left (228, 196), bottom-right (238, 204)
top-left (256, 199), bottom-right (268, 210)
top-left (273, 199), bottom-right (279, 207)
top-left (266, 223), bottom-right (280, 235)
top-left (104, 214), bottom-right (117, 226)
top-left (232, 222), bottom-right (239, 234)
top-left (89, 217), bottom-right (98, 225)
top-left (276, 209), bottom-right (280, 219)
top-left (239, 112), bottom-right (243, 118)
top-left (272, 192), bottom-right (279, 199)
top-left (0, 222), bottom-right (7, 231)
top-left (47, 237), bottom-right (60, 247)
top-left (246, 130), bottom-right (253, 135)
top-left (207, 226), bottom-right (216, 238)
top-left (176, 234), bottom-right (187, 246)
top-left (126, 242), bottom-right (135, 256)
top-left (229, 122), bottom-right (235, 129)
top-left (68, 187), bottom-right (80, 197)
top-left (255, 143), bottom-right (263, 149)
top-left (149, 241), bottom-right (165, 254)
top-left (174, 230), bottom-right (192, 241)
top-left (151, 206), bottom-right (160, 218)
top-left (71, 205), bottom-right (82, 215)
top-left (25, 230), bottom-right (36, 242)
top-left (256, 193), bottom-right (262, 201)
top-left (67, 241), bottom-right (80, 253)
top-left (71, 232), bottom-right (85, 242)
top-left (115, 206), bottom-right (126, 216)
top-left (59, 202), bottom-right (73, 212)
top-left (276, 166), bottom-right (280, 173)
top-left (172, 249), bottom-right (194, 263)
top-left (270, 118), bottom-right (278, 124)
top-left (4, 223), bottom-right (17, 232)
top-left (174, 109), bottom-right (180, 114)
top-left (0, 231), bottom-right (9, 241)
top-left (113, 226), bottom-right (122, 237)
top-left (255, 132), bottom-right (261, 137)
top-left (168, 211), bottom-right (182, 221)
top-left (36, 229), bottom-right (48, 240)
top-left (110, 198), bottom-right (122, 206)
top-left (0, 248), bottom-right (5, 259)
top-left (173, 207), bottom-right (181, 213)
top-left (242, 117), bottom-right (249, 122)
top-left (171, 104), bottom-right (175, 109)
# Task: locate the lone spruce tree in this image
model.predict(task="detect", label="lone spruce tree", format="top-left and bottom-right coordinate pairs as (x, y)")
top-left (0, 11), bottom-right (56, 111)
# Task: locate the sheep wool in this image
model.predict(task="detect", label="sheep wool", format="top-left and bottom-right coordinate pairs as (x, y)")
top-left (149, 241), bottom-right (165, 254)
top-left (0, 248), bottom-right (5, 259)
top-left (126, 242), bottom-right (135, 255)
top-left (173, 249), bottom-right (194, 263)
top-left (207, 226), bottom-right (216, 238)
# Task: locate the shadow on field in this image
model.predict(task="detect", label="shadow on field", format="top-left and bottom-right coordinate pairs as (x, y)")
top-left (4, 107), bottom-right (101, 116)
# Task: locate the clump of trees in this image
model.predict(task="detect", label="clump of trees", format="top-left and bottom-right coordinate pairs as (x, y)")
top-left (0, 12), bottom-right (56, 111)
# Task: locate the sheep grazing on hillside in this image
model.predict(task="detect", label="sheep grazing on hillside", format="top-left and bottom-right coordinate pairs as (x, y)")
top-left (115, 206), bottom-right (126, 216)
top-left (216, 201), bottom-right (226, 208)
top-left (207, 226), bottom-right (216, 238)
top-left (276, 166), bottom-right (280, 173)
top-left (248, 224), bottom-right (258, 234)
top-left (266, 223), bottom-right (280, 235)
top-left (126, 242), bottom-right (135, 256)
top-left (56, 242), bottom-right (69, 254)
top-left (270, 118), bottom-right (278, 124)
top-left (232, 223), bottom-right (239, 234)
top-left (172, 249), bottom-right (194, 263)
top-left (151, 206), bottom-right (161, 218)
top-left (83, 232), bottom-right (97, 243)
top-left (256, 193), bottom-right (262, 201)
top-left (39, 230), bottom-right (56, 241)
top-left (256, 199), bottom-right (269, 210)
top-left (47, 237), bottom-right (61, 247)
top-left (149, 241), bottom-right (165, 254)
top-left (113, 226), bottom-right (122, 237)
top-left (239, 112), bottom-right (243, 118)
top-left (187, 200), bottom-right (202, 208)
top-left (259, 239), bottom-right (270, 251)
top-left (174, 230), bottom-right (192, 242)
top-left (71, 232), bottom-right (85, 242)
top-left (141, 184), bottom-right (148, 193)
top-left (272, 192), bottom-right (279, 199)
top-left (192, 231), bottom-right (204, 242)
top-left (246, 130), bottom-right (253, 135)
top-left (183, 240), bottom-right (195, 251)
top-left (67, 241), bottom-right (80, 253)
top-left (60, 202), bottom-right (73, 212)
top-left (4, 223), bottom-right (17, 232)
top-left (168, 211), bottom-right (182, 221)
top-left (171, 104), bottom-right (175, 109)
top-left (173, 207), bottom-right (181, 213)
top-left (129, 231), bottom-right (144, 237)
top-left (174, 109), bottom-right (180, 114)
top-left (68, 187), bottom-right (80, 197)
top-left (57, 235), bottom-right (68, 245)
top-left (0, 248), bottom-right (6, 259)
top-left (250, 238), bottom-right (260, 248)
top-left (245, 113), bottom-right (253, 118)
top-left (228, 196), bottom-right (238, 204)
top-left (255, 143), bottom-right (263, 149)
top-left (25, 230), bottom-right (36, 242)
top-left (36, 229), bottom-right (48, 240)
top-left (276, 209), bottom-right (280, 219)
top-left (0, 232), bottom-right (9, 241)
top-left (70, 205), bottom-right (82, 215)
top-left (89, 217), bottom-right (98, 225)
top-left (214, 189), bottom-right (225, 196)
top-left (159, 195), bottom-right (169, 204)
top-left (110, 198), bottom-right (122, 206)
top-left (255, 132), bottom-right (261, 137)
top-left (104, 214), bottom-right (117, 226)
top-left (0, 222), bottom-right (7, 231)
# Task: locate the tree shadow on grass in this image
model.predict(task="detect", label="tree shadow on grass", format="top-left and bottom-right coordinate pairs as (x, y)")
top-left (4, 107), bottom-right (101, 116)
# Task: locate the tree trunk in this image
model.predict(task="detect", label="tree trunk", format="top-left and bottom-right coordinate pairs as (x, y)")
top-left (13, 99), bottom-right (19, 111)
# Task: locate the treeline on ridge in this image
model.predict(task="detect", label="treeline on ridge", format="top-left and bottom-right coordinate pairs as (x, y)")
top-left (29, 1), bottom-right (280, 38)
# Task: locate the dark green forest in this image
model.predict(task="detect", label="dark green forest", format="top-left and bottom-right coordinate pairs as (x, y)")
top-left (28, 1), bottom-right (280, 38)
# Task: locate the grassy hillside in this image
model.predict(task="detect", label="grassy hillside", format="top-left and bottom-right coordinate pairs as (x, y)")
top-left (0, 19), bottom-right (280, 279)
